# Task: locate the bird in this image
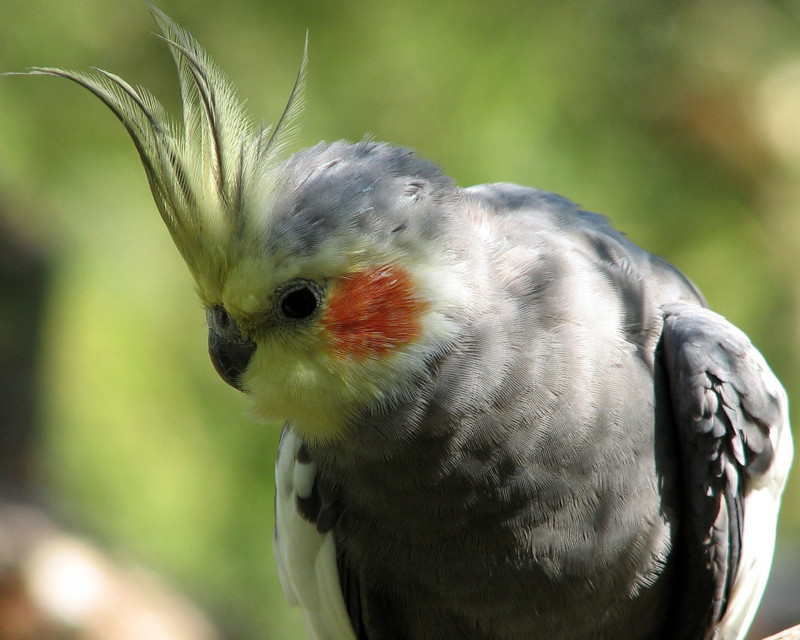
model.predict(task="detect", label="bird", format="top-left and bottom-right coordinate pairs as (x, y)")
top-left (22, 7), bottom-right (793, 640)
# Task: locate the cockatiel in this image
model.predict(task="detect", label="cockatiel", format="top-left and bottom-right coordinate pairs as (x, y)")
top-left (24, 7), bottom-right (792, 640)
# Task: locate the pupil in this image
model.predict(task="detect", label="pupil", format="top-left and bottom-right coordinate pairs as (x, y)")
top-left (282, 287), bottom-right (318, 319)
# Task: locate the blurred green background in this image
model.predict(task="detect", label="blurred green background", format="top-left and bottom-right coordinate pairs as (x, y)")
top-left (1, 1), bottom-right (799, 638)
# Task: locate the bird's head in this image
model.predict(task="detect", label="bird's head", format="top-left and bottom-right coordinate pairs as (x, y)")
top-left (32, 8), bottom-right (473, 443)
top-left (203, 141), bottom-right (471, 443)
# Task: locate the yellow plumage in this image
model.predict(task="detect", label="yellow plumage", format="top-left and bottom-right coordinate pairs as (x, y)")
top-left (29, 5), bottom-right (307, 304)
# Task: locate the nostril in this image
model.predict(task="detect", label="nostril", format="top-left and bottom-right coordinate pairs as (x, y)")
top-left (207, 305), bottom-right (236, 336)
top-left (217, 306), bottom-right (231, 329)
top-left (218, 308), bottom-right (231, 329)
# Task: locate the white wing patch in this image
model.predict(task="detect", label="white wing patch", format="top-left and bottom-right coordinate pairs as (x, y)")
top-left (715, 358), bottom-right (793, 640)
top-left (274, 426), bottom-right (356, 640)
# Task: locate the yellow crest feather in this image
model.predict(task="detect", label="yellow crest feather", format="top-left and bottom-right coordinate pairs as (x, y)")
top-left (28, 5), bottom-right (307, 300)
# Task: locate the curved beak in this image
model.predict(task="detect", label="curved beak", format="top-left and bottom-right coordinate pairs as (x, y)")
top-left (207, 326), bottom-right (256, 391)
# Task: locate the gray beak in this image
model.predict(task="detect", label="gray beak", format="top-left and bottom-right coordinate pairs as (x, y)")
top-left (206, 306), bottom-right (256, 391)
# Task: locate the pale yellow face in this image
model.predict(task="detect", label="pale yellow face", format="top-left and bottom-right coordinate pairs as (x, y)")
top-left (203, 239), bottom-right (465, 443)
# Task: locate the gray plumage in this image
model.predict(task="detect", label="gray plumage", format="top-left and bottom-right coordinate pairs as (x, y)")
top-left (275, 144), bottom-right (790, 640)
top-left (20, 9), bottom-right (791, 640)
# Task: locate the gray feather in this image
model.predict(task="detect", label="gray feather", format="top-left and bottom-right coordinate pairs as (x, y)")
top-left (278, 170), bottom-right (788, 640)
top-left (660, 302), bottom-right (781, 640)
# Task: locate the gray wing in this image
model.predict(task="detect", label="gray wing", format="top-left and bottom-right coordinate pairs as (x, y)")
top-left (660, 302), bottom-right (792, 640)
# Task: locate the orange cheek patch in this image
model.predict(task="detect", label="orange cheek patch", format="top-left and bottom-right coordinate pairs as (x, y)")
top-left (322, 265), bottom-right (426, 359)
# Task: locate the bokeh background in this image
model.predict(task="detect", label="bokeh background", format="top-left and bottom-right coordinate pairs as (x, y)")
top-left (1, 1), bottom-right (799, 638)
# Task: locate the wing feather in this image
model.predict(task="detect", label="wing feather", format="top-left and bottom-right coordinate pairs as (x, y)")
top-left (661, 302), bottom-right (792, 640)
top-left (274, 426), bottom-right (356, 640)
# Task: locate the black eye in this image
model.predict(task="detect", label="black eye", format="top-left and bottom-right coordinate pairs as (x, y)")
top-left (278, 283), bottom-right (320, 321)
